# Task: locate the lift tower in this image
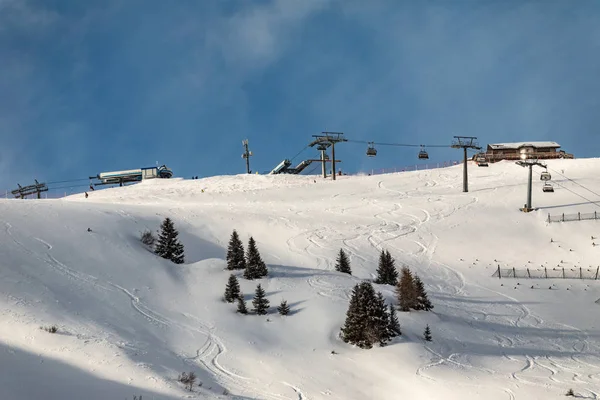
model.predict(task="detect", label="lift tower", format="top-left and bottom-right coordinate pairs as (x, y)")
top-left (309, 132), bottom-right (346, 180)
top-left (451, 136), bottom-right (481, 192)
top-left (516, 158), bottom-right (547, 212)
top-left (242, 139), bottom-right (252, 174)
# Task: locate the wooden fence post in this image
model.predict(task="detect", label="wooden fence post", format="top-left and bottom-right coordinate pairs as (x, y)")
top-left (527, 268), bottom-right (531, 278)
top-left (545, 267), bottom-right (548, 278)
top-left (562, 213), bottom-right (565, 222)
top-left (497, 265), bottom-right (501, 279)
top-left (548, 214), bottom-right (551, 223)
top-left (580, 267), bottom-right (583, 279)
top-left (596, 266), bottom-right (599, 280)
top-left (513, 267), bottom-right (516, 278)
top-left (578, 212), bottom-right (581, 221)
top-left (562, 267), bottom-right (565, 279)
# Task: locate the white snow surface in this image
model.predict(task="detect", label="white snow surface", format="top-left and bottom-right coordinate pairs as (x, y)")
top-left (1, 158), bottom-right (600, 400)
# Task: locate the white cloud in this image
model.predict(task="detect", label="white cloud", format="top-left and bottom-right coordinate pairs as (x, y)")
top-left (206, 0), bottom-right (333, 72)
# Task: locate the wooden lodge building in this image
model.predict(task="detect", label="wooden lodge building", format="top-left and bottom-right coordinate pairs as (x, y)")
top-left (477, 141), bottom-right (573, 163)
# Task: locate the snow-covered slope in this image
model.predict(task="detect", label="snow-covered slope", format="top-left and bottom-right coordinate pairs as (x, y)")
top-left (1, 159), bottom-right (600, 400)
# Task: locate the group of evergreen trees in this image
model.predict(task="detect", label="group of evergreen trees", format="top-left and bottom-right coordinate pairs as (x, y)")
top-left (225, 230), bottom-right (289, 316)
top-left (227, 230), bottom-right (268, 279)
top-left (224, 274), bottom-right (289, 316)
top-left (340, 248), bottom-right (434, 348)
top-left (340, 282), bottom-right (401, 349)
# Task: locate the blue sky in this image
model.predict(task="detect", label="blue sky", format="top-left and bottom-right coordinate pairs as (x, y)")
top-left (1, 0), bottom-right (599, 194)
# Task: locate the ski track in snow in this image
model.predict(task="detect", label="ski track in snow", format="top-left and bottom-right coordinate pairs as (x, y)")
top-left (4, 220), bottom-right (301, 400)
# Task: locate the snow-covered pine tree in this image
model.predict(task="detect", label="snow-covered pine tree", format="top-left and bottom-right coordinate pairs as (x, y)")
top-left (277, 300), bottom-right (290, 316)
top-left (244, 237), bottom-right (268, 279)
top-left (334, 248), bottom-right (352, 274)
top-left (224, 274), bottom-right (241, 303)
top-left (236, 294), bottom-right (248, 314)
top-left (340, 284), bottom-right (366, 347)
top-left (252, 284), bottom-right (270, 315)
top-left (414, 274), bottom-right (433, 311)
top-left (424, 324), bottom-right (432, 342)
top-left (154, 217), bottom-right (185, 264)
top-left (226, 230), bottom-right (246, 270)
top-left (396, 266), bottom-right (417, 311)
top-left (368, 292), bottom-right (391, 347)
top-left (374, 249), bottom-right (399, 285)
top-left (385, 250), bottom-right (398, 284)
top-left (341, 282), bottom-right (390, 349)
top-left (387, 303), bottom-right (401, 337)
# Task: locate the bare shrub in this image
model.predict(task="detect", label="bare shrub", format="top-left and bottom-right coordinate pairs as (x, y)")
top-left (177, 371), bottom-right (197, 391)
top-left (41, 325), bottom-right (58, 333)
top-left (141, 229), bottom-right (156, 247)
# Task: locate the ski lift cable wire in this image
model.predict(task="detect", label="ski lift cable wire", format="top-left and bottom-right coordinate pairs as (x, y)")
top-left (346, 139), bottom-right (451, 148)
top-left (549, 180), bottom-right (600, 209)
top-left (546, 167), bottom-right (600, 200)
top-left (289, 144), bottom-right (311, 162)
top-left (46, 178), bottom-right (90, 185)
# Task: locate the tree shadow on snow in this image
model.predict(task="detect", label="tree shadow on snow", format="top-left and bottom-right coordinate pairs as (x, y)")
top-left (286, 300), bottom-right (306, 315)
top-left (268, 264), bottom-right (351, 280)
top-left (433, 294), bottom-right (541, 306)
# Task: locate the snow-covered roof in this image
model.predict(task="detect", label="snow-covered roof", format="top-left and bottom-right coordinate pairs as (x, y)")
top-left (488, 141), bottom-right (560, 150)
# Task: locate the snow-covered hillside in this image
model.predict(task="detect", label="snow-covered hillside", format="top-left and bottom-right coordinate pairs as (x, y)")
top-left (1, 158), bottom-right (600, 400)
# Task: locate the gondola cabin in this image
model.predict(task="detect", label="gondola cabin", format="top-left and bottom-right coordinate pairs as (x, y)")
top-left (418, 150), bottom-right (429, 160)
top-left (542, 182), bottom-right (554, 193)
top-left (366, 143), bottom-right (377, 157)
top-left (540, 171), bottom-right (551, 181)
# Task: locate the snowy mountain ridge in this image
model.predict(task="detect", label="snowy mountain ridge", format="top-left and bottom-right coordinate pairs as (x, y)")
top-left (1, 158), bottom-right (600, 400)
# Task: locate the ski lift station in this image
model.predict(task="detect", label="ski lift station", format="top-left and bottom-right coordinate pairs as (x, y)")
top-left (90, 164), bottom-right (173, 187)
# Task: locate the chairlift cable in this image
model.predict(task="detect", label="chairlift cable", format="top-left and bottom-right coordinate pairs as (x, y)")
top-left (289, 145), bottom-right (310, 162)
top-left (346, 139), bottom-right (450, 148)
top-left (546, 167), bottom-right (600, 200)
top-left (46, 178), bottom-right (90, 185)
top-left (549, 180), bottom-right (600, 209)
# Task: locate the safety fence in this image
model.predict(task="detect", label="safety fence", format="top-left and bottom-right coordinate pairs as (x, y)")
top-left (547, 211), bottom-right (600, 223)
top-left (492, 266), bottom-right (600, 280)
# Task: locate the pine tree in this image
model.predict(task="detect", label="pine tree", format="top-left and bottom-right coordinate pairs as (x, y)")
top-left (226, 230), bottom-right (246, 270)
top-left (340, 282), bottom-right (390, 349)
top-left (340, 284), bottom-right (366, 347)
top-left (224, 274), bottom-right (241, 303)
top-left (374, 249), bottom-right (398, 285)
top-left (154, 217), bottom-right (185, 264)
top-left (387, 303), bottom-right (401, 337)
top-left (252, 284), bottom-right (270, 315)
top-left (396, 266), bottom-right (417, 311)
top-left (236, 294), bottom-right (248, 314)
top-left (424, 324), bottom-right (432, 342)
top-left (367, 292), bottom-right (391, 347)
top-left (414, 275), bottom-right (433, 311)
top-left (244, 237), bottom-right (268, 279)
top-left (334, 248), bottom-right (352, 274)
top-left (277, 300), bottom-right (290, 316)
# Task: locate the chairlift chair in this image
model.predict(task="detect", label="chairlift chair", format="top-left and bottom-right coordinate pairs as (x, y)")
top-left (418, 146), bottom-right (429, 160)
top-left (540, 170), bottom-right (551, 181)
top-left (366, 142), bottom-right (377, 157)
top-left (542, 182), bottom-right (554, 193)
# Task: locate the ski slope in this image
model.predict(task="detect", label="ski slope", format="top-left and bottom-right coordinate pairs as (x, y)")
top-left (1, 158), bottom-right (600, 400)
